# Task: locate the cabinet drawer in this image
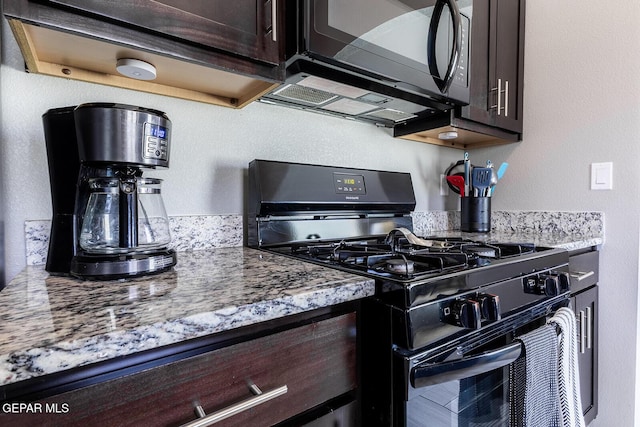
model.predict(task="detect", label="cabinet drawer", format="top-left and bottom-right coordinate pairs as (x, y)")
top-left (569, 250), bottom-right (599, 292)
top-left (1, 313), bottom-right (357, 427)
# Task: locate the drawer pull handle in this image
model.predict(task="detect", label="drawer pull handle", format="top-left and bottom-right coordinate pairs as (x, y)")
top-left (570, 270), bottom-right (595, 281)
top-left (181, 384), bottom-right (288, 427)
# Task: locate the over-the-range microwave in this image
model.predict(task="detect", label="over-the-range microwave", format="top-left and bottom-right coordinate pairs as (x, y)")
top-left (261, 0), bottom-right (472, 127)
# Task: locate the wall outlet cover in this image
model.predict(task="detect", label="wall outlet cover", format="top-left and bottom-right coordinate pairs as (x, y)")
top-left (440, 174), bottom-right (450, 196)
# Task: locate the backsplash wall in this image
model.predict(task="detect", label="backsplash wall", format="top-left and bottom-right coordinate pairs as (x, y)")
top-left (24, 211), bottom-right (604, 266)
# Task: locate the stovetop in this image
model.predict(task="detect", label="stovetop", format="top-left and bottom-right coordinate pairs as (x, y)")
top-left (248, 160), bottom-right (571, 310)
top-left (275, 234), bottom-right (539, 283)
top-left (267, 229), bottom-right (570, 310)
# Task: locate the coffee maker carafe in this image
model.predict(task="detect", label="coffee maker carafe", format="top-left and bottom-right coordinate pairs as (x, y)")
top-left (43, 103), bottom-right (177, 280)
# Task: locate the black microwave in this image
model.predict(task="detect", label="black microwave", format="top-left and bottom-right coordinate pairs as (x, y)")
top-left (262, 0), bottom-right (472, 127)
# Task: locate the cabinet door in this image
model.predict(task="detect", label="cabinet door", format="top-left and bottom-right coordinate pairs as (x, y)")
top-left (460, 0), bottom-right (524, 134)
top-left (44, 0), bottom-right (282, 65)
top-left (572, 286), bottom-right (598, 424)
top-left (490, 0), bottom-right (524, 133)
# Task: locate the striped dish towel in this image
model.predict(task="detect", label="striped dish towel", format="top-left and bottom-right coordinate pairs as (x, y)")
top-left (510, 324), bottom-right (561, 427)
top-left (548, 307), bottom-right (586, 427)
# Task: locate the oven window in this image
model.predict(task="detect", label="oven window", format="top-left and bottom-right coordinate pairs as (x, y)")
top-left (407, 367), bottom-right (509, 426)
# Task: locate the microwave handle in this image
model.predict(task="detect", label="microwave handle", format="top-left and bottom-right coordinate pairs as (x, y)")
top-left (427, 0), bottom-right (462, 92)
top-left (411, 341), bottom-right (521, 388)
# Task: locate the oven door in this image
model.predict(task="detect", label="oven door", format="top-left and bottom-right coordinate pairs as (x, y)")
top-left (305, 0), bottom-right (472, 104)
top-left (406, 336), bottom-right (519, 426)
top-left (401, 299), bottom-right (567, 427)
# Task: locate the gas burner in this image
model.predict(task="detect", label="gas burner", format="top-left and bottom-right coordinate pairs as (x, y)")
top-left (464, 246), bottom-right (497, 258)
top-left (385, 258), bottom-right (415, 275)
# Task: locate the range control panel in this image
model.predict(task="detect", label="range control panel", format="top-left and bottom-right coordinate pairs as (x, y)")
top-left (334, 173), bottom-right (366, 195)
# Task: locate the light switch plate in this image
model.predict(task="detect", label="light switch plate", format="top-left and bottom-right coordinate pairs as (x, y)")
top-left (590, 162), bottom-right (613, 190)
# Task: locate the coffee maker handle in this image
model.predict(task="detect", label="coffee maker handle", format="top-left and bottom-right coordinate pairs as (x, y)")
top-left (119, 178), bottom-right (138, 248)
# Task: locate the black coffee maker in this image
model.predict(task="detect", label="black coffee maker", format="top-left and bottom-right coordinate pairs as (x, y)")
top-left (43, 103), bottom-right (177, 280)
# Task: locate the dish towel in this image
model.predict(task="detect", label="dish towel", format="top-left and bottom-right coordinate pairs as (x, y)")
top-left (548, 307), bottom-right (586, 427)
top-left (510, 323), bottom-right (561, 427)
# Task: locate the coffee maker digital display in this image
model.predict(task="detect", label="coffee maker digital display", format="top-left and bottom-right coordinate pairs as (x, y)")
top-left (43, 103), bottom-right (177, 280)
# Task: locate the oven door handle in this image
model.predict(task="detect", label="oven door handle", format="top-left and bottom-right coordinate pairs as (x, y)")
top-left (411, 341), bottom-right (522, 388)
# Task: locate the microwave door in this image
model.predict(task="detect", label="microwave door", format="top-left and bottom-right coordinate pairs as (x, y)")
top-left (428, 0), bottom-right (463, 93)
top-left (314, 1), bottom-right (438, 69)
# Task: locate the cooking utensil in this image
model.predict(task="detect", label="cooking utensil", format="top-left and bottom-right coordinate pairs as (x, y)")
top-left (386, 228), bottom-right (453, 249)
top-left (463, 152), bottom-right (470, 197)
top-left (489, 162), bottom-right (508, 195)
top-left (471, 167), bottom-right (492, 197)
top-left (487, 161), bottom-right (498, 196)
top-left (446, 175), bottom-right (465, 197)
top-left (497, 162), bottom-right (509, 180)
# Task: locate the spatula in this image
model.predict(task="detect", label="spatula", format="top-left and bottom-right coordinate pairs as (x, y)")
top-left (471, 167), bottom-right (492, 197)
top-left (446, 175), bottom-right (465, 197)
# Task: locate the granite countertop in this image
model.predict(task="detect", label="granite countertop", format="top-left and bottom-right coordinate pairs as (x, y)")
top-left (426, 230), bottom-right (603, 251)
top-left (0, 217), bottom-right (603, 393)
top-left (0, 247), bottom-right (374, 389)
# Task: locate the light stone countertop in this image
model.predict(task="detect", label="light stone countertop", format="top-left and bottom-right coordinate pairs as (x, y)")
top-left (3, 211), bottom-right (604, 394)
top-left (0, 247), bottom-right (374, 389)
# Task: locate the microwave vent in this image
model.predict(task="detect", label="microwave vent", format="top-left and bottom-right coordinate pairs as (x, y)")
top-left (366, 109), bottom-right (417, 123)
top-left (272, 84), bottom-right (338, 106)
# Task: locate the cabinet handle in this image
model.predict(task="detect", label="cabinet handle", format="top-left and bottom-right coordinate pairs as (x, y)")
top-left (570, 270), bottom-right (595, 281)
top-left (497, 78), bottom-right (502, 115)
top-left (585, 306), bottom-right (592, 349)
top-left (180, 384), bottom-right (288, 427)
top-left (504, 80), bottom-right (509, 117)
top-left (579, 310), bottom-right (586, 354)
top-left (271, 0), bottom-right (277, 42)
top-left (490, 79), bottom-right (505, 115)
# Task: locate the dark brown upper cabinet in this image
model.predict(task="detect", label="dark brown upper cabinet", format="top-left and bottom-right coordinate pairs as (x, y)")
top-left (2, 0), bottom-right (286, 108)
top-left (394, 0), bottom-right (526, 149)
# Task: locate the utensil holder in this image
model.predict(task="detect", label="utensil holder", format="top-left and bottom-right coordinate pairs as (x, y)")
top-left (461, 197), bottom-right (491, 233)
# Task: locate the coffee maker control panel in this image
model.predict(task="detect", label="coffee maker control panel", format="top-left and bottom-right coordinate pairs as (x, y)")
top-left (143, 123), bottom-right (169, 161)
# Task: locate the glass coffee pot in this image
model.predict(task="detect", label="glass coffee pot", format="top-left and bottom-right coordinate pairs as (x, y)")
top-left (79, 176), bottom-right (171, 254)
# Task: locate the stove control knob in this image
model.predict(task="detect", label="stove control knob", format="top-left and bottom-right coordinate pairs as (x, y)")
top-left (541, 274), bottom-right (561, 296)
top-left (477, 293), bottom-right (501, 321)
top-left (523, 274), bottom-right (567, 296)
top-left (558, 272), bottom-right (570, 292)
top-left (444, 299), bottom-right (482, 330)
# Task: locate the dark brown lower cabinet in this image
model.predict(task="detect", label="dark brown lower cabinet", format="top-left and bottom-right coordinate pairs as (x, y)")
top-left (569, 249), bottom-right (599, 425)
top-left (572, 285), bottom-right (598, 425)
top-left (0, 313), bottom-right (357, 427)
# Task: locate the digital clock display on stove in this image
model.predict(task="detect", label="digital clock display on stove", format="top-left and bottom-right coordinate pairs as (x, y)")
top-left (334, 173), bottom-right (366, 195)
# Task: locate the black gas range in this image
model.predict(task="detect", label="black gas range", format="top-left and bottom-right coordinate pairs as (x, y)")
top-left (247, 160), bottom-right (571, 426)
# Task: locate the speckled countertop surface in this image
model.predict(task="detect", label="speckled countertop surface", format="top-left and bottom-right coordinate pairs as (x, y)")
top-left (2, 210), bottom-right (604, 392)
top-left (0, 247), bottom-right (374, 388)
top-left (423, 230), bottom-right (603, 252)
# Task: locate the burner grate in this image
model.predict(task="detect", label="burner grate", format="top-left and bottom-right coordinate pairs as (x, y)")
top-left (285, 236), bottom-right (537, 281)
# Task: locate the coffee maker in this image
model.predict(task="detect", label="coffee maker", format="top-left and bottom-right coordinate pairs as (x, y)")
top-left (43, 103), bottom-right (177, 280)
